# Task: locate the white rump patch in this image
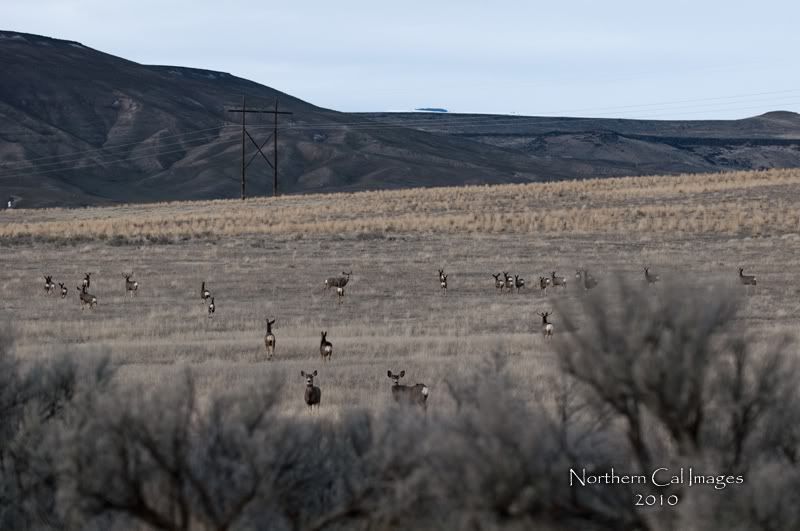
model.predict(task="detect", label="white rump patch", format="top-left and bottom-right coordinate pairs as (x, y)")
top-left (324, 346), bottom-right (332, 353)
top-left (421, 386), bottom-right (429, 396)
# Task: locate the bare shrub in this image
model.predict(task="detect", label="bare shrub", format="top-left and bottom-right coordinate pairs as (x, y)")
top-left (553, 278), bottom-right (800, 531)
top-left (0, 324), bottom-right (113, 530)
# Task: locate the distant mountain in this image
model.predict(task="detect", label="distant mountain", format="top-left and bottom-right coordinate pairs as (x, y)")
top-left (1, 30), bottom-right (800, 208)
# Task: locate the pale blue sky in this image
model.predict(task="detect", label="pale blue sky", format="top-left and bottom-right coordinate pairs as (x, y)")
top-left (4, 0), bottom-right (800, 119)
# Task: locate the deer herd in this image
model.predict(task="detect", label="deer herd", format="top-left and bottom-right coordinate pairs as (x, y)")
top-left (37, 264), bottom-right (759, 413)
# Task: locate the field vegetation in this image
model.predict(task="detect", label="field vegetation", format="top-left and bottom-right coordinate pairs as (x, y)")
top-left (2, 168), bottom-right (800, 530)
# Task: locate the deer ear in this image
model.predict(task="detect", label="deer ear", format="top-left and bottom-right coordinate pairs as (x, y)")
top-left (400, 370), bottom-right (405, 377)
top-left (301, 371), bottom-right (306, 377)
top-left (313, 370), bottom-right (318, 376)
top-left (387, 370), bottom-right (393, 378)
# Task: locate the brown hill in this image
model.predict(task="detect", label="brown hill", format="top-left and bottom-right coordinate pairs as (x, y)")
top-left (2, 31), bottom-right (800, 208)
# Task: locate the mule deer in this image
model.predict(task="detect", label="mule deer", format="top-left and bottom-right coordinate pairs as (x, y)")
top-left (123, 273), bottom-right (139, 296)
top-left (514, 275), bottom-right (525, 292)
top-left (320, 331), bottom-right (333, 361)
top-left (438, 268), bottom-right (446, 283)
top-left (492, 273), bottom-right (504, 292)
top-left (264, 318), bottom-right (276, 359)
top-left (328, 271), bottom-right (352, 289)
top-left (300, 370), bottom-right (321, 411)
top-left (387, 370), bottom-right (429, 410)
top-left (440, 274), bottom-right (448, 294)
top-left (538, 311), bottom-right (553, 339)
top-left (77, 285), bottom-right (97, 310)
top-left (503, 272), bottom-right (514, 292)
top-left (43, 275), bottom-right (55, 295)
top-left (208, 297), bottom-right (215, 318)
top-left (200, 281), bottom-right (211, 301)
top-left (738, 267), bottom-right (757, 287)
top-left (539, 276), bottom-right (549, 295)
top-left (551, 271), bottom-right (567, 289)
top-left (59, 282), bottom-right (68, 299)
top-left (82, 273), bottom-right (91, 290)
top-left (644, 266), bottom-right (660, 285)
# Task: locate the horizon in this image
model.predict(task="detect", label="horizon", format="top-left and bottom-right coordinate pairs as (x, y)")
top-left (3, 0), bottom-right (800, 120)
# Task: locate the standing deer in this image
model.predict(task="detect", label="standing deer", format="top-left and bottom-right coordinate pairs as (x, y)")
top-left (539, 276), bottom-right (549, 295)
top-left (264, 318), bottom-right (276, 360)
top-left (387, 370), bottom-right (429, 410)
top-left (503, 272), bottom-right (514, 292)
top-left (123, 273), bottom-right (139, 296)
top-left (438, 268), bottom-right (446, 284)
top-left (59, 283), bottom-right (68, 299)
top-left (492, 273), bottom-right (505, 292)
top-left (82, 273), bottom-right (91, 290)
top-left (551, 271), bottom-right (567, 289)
top-left (320, 331), bottom-right (333, 361)
top-left (644, 266), bottom-right (660, 285)
top-left (538, 311), bottom-right (553, 339)
top-left (300, 370), bottom-right (322, 411)
top-left (77, 285), bottom-right (97, 310)
top-left (200, 281), bottom-right (211, 301)
top-left (440, 274), bottom-right (448, 295)
top-left (328, 271), bottom-right (352, 290)
top-left (514, 275), bottom-right (525, 292)
top-left (208, 297), bottom-right (215, 318)
top-left (738, 267), bottom-right (757, 287)
top-left (43, 275), bottom-right (55, 295)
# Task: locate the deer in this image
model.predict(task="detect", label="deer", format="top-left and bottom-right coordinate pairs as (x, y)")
top-left (320, 331), bottom-right (333, 361)
top-left (539, 276), bottom-right (549, 295)
top-left (82, 273), bottom-right (91, 290)
top-left (492, 273), bottom-right (505, 292)
top-left (328, 271), bottom-right (353, 290)
top-left (438, 268), bottom-right (446, 283)
top-left (575, 270), bottom-right (598, 290)
top-left (208, 297), bottom-right (215, 318)
top-left (551, 271), bottom-right (567, 289)
top-left (300, 370), bottom-right (322, 411)
top-left (538, 311), bottom-right (553, 339)
top-left (503, 272), bottom-right (514, 292)
top-left (59, 283), bottom-right (68, 299)
top-left (200, 281), bottom-right (211, 301)
top-left (387, 370), bottom-right (429, 411)
top-left (43, 275), bottom-right (55, 295)
top-left (440, 274), bottom-right (448, 294)
top-left (514, 274), bottom-right (525, 292)
top-left (644, 266), bottom-right (660, 285)
top-left (123, 272), bottom-right (139, 296)
top-left (77, 285), bottom-right (97, 310)
top-left (738, 267), bottom-right (757, 287)
top-left (264, 318), bottom-right (276, 360)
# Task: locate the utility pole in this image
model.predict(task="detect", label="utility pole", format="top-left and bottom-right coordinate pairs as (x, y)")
top-left (226, 98), bottom-right (292, 199)
top-left (273, 98), bottom-right (279, 196)
top-left (240, 95), bottom-right (246, 199)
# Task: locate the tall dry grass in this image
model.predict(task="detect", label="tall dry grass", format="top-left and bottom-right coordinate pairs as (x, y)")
top-left (2, 168), bottom-right (800, 241)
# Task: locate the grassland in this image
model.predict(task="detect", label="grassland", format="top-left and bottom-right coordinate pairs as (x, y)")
top-left (1, 168), bottom-right (799, 416)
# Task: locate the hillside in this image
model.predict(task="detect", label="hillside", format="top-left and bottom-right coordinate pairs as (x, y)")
top-left (1, 30), bottom-right (800, 208)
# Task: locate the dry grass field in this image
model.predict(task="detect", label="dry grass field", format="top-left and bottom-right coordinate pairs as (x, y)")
top-left (4, 168), bottom-right (800, 530)
top-left (1, 168), bottom-right (799, 415)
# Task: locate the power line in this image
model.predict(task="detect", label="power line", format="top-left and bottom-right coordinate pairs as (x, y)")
top-left (0, 124), bottom-right (232, 168)
top-left (0, 137), bottom-right (240, 182)
top-left (226, 96), bottom-right (292, 199)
